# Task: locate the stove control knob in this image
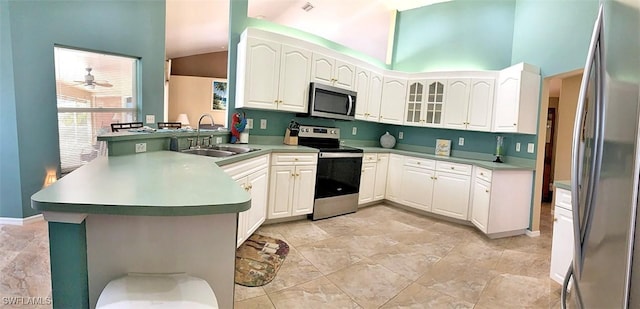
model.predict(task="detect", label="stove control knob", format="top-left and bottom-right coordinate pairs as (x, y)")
top-left (330, 130), bottom-right (336, 134)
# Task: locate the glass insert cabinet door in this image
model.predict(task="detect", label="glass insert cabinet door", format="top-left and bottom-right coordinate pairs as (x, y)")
top-left (425, 80), bottom-right (445, 126)
top-left (405, 81), bottom-right (424, 124)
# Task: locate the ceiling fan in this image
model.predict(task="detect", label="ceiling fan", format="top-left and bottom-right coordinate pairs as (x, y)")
top-left (74, 67), bottom-right (113, 89)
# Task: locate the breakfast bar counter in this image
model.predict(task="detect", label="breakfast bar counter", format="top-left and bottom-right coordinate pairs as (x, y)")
top-left (31, 151), bottom-right (256, 309)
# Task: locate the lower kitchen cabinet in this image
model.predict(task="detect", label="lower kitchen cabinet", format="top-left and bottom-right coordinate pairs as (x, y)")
top-left (399, 157), bottom-right (435, 212)
top-left (385, 154), bottom-right (404, 202)
top-left (221, 155), bottom-right (269, 248)
top-left (469, 167), bottom-right (533, 237)
top-left (432, 168), bottom-right (471, 220)
top-left (267, 153), bottom-right (317, 219)
top-left (550, 187), bottom-right (574, 284)
top-left (359, 153), bottom-right (389, 205)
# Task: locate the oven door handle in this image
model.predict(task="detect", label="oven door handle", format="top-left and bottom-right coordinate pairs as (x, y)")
top-left (319, 152), bottom-right (363, 158)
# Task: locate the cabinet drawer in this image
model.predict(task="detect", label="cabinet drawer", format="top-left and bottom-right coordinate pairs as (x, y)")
top-left (271, 153), bottom-right (318, 165)
top-left (436, 161), bottom-right (472, 175)
top-left (404, 157), bottom-right (435, 169)
top-left (555, 188), bottom-right (572, 210)
top-left (475, 167), bottom-right (492, 182)
top-left (363, 153), bottom-right (378, 163)
top-left (221, 155), bottom-right (269, 179)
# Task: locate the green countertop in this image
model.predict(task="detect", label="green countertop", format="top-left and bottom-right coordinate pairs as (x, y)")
top-left (554, 180), bottom-right (571, 191)
top-left (358, 147), bottom-right (535, 171)
top-left (97, 129), bottom-right (229, 142)
top-left (31, 151), bottom-right (253, 216)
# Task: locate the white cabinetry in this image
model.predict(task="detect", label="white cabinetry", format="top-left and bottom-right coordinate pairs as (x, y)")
top-left (379, 76), bottom-right (407, 125)
top-left (373, 153), bottom-right (389, 201)
top-left (431, 161), bottom-right (472, 220)
top-left (470, 167), bottom-right (533, 237)
top-left (493, 62), bottom-right (541, 134)
top-left (385, 154), bottom-right (404, 202)
top-left (268, 153), bottom-right (318, 219)
top-left (399, 157), bottom-right (435, 211)
top-left (550, 187), bottom-right (574, 284)
top-left (358, 153), bottom-right (389, 205)
top-left (311, 53), bottom-right (355, 90)
top-left (236, 37), bottom-right (312, 113)
top-left (443, 78), bottom-right (495, 132)
top-left (221, 155), bottom-right (269, 248)
top-left (404, 80), bottom-right (426, 127)
top-left (355, 68), bottom-right (383, 122)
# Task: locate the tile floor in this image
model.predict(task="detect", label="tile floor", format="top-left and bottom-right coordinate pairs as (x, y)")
top-left (0, 202), bottom-right (560, 308)
top-left (235, 203), bottom-right (561, 308)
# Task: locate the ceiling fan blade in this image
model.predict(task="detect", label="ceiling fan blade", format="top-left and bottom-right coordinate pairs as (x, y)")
top-left (93, 81), bottom-right (113, 87)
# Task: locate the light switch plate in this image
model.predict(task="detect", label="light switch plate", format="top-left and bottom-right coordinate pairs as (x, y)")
top-left (246, 119), bottom-right (254, 129)
top-left (260, 119), bottom-right (267, 129)
top-left (215, 137), bottom-right (223, 144)
top-left (458, 137), bottom-right (464, 146)
top-left (516, 142), bottom-right (521, 152)
top-left (145, 115), bottom-right (155, 124)
top-left (527, 143), bottom-right (535, 153)
top-left (399, 132), bottom-right (404, 139)
top-left (352, 127), bottom-right (357, 135)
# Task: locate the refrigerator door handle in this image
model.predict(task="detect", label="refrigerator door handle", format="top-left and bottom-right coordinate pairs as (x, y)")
top-left (562, 263), bottom-right (585, 309)
top-left (570, 3), bottom-right (603, 280)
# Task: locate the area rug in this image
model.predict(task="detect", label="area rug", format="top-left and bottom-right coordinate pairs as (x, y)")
top-left (235, 234), bottom-right (290, 287)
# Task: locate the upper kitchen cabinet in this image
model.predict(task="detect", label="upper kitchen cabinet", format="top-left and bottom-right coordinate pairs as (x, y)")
top-left (236, 36), bottom-right (312, 113)
top-left (311, 53), bottom-right (356, 90)
top-left (355, 68), bottom-right (382, 122)
top-left (379, 75), bottom-right (407, 125)
top-left (443, 78), bottom-right (495, 132)
top-left (404, 80), bottom-right (426, 127)
top-left (493, 63), bottom-right (541, 134)
top-left (423, 80), bottom-right (446, 127)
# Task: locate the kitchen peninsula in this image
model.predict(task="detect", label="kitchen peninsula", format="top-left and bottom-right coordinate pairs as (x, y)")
top-left (31, 151), bottom-right (254, 309)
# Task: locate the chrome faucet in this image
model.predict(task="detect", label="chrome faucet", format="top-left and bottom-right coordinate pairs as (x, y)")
top-left (194, 113), bottom-right (215, 148)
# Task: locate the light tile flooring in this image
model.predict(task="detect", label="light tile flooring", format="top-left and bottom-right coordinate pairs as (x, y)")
top-left (0, 202), bottom-right (560, 308)
top-left (235, 203), bottom-right (561, 308)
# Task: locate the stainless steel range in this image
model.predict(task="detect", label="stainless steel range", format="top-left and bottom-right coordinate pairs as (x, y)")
top-left (298, 125), bottom-right (363, 220)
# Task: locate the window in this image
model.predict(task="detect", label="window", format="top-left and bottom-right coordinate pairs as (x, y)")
top-left (54, 47), bottom-right (138, 173)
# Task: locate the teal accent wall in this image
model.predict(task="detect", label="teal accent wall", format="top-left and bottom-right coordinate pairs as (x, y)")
top-left (48, 222), bottom-right (89, 308)
top-left (392, 0), bottom-right (516, 72)
top-left (0, 0), bottom-right (23, 218)
top-left (384, 125), bottom-right (537, 159)
top-left (2, 0), bottom-right (165, 218)
top-left (227, 0), bottom-right (249, 127)
top-left (511, 0), bottom-right (599, 77)
top-left (239, 109), bottom-right (387, 141)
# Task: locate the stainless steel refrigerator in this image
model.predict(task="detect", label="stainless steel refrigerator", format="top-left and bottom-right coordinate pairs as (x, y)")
top-left (563, 0), bottom-right (640, 308)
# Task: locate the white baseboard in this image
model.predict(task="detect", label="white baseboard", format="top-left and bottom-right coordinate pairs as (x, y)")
top-left (0, 214), bottom-right (44, 226)
top-left (526, 229), bottom-right (541, 237)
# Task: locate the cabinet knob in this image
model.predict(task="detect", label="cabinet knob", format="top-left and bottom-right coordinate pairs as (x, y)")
top-left (279, 100), bottom-right (283, 103)
top-left (294, 158), bottom-right (299, 161)
top-left (362, 170), bottom-right (365, 173)
top-left (434, 177), bottom-right (437, 180)
top-left (554, 217), bottom-right (558, 222)
top-left (274, 100), bottom-right (278, 103)
top-left (417, 162), bottom-right (421, 165)
top-left (480, 172), bottom-right (484, 176)
top-left (513, 123), bottom-right (517, 126)
top-left (450, 166), bottom-right (454, 170)
top-left (485, 189), bottom-right (489, 193)
top-left (291, 173), bottom-right (295, 177)
top-left (296, 173), bottom-right (300, 177)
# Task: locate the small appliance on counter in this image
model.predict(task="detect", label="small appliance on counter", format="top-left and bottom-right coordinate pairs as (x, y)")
top-left (284, 120), bottom-right (299, 145)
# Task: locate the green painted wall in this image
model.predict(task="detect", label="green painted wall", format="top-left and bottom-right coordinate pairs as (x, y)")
top-left (384, 125), bottom-right (537, 159)
top-left (2, 0), bottom-right (165, 218)
top-left (0, 0), bottom-right (23, 218)
top-left (393, 0), bottom-right (516, 72)
top-left (511, 0), bottom-right (599, 77)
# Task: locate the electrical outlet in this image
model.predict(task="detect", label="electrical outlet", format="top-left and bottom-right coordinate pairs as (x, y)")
top-left (399, 132), bottom-right (404, 139)
top-left (458, 137), bottom-right (464, 146)
top-left (352, 127), bottom-right (357, 135)
top-left (215, 137), bottom-right (222, 144)
top-left (145, 115), bottom-right (155, 124)
top-left (246, 119), bottom-right (254, 129)
top-left (516, 142), bottom-right (521, 152)
top-left (527, 143), bottom-right (535, 153)
top-left (260, 119), bottom-right (267, 129)
top-left (135, 143), bottom-right (147, 153)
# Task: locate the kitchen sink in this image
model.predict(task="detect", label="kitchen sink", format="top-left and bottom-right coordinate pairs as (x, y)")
top-left (180, 146), bottom-right (260, 158)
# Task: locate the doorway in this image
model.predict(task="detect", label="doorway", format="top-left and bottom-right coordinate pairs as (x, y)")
top-left (542, 107), bottom-right (557, 202)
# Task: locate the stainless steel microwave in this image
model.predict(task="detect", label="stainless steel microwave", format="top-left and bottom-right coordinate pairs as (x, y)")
top-left (308, 82), bottom-right (357, 121)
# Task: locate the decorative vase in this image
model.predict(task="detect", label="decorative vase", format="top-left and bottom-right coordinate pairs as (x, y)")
top-left (380, 132), bottom-right (396, 149)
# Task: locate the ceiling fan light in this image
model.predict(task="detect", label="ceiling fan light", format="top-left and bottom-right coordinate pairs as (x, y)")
top-left (85, 83), bottom-right (95, 90)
